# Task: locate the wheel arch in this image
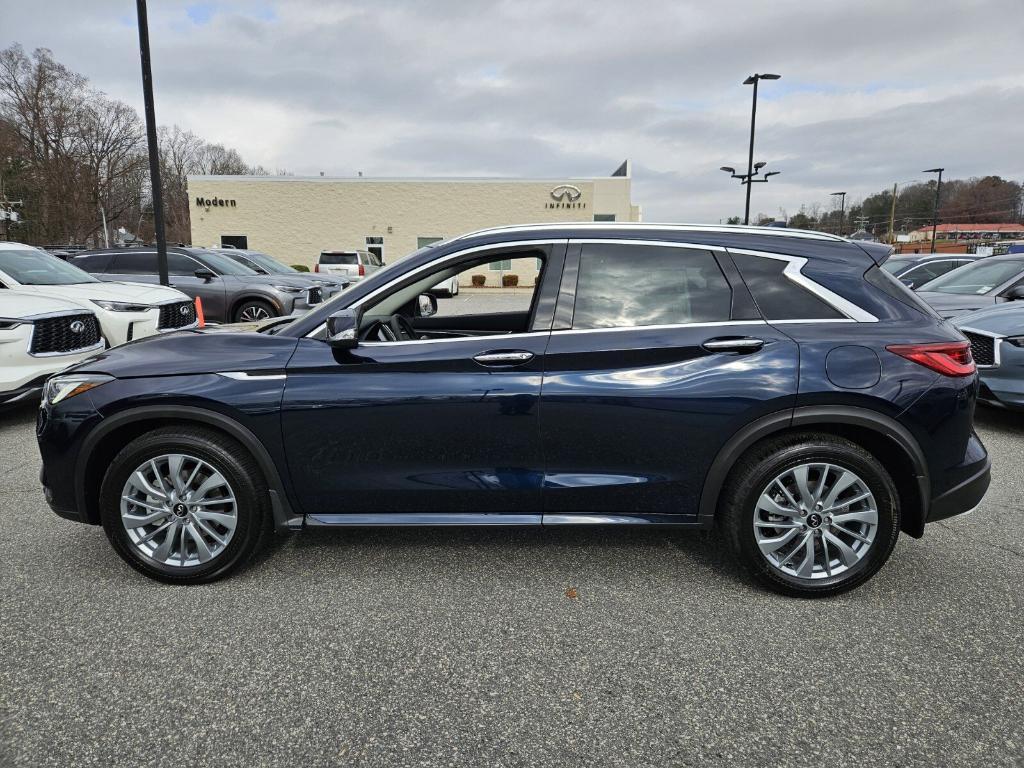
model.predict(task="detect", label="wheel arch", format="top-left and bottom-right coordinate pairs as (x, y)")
top-left (76, 405), bottom-right (300, 531)
top-left (699, 406), bottom-right (930, 538)
top-left (228, 292), bottom-right (282, 320)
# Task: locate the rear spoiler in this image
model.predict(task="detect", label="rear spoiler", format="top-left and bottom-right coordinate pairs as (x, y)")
top-left (855, 240), bottom-right (895, 266)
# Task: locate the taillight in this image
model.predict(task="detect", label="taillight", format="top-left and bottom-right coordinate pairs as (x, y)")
top-left (314, 263), bottom-right (319, 272)
top-left (358, 263), bottom-right (365, 276)
top-left (886, 341), bottom-right (975, 377)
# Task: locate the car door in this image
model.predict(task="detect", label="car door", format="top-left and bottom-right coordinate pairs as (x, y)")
top-left (539, 240), bottom-right (799, 521)
top-left (165, 253), bottom-right (228, 322)
top-left (280, 243), bottom-right (565, 520)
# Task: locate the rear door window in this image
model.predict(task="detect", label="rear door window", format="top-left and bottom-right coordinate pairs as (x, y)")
top-left (571, 243), bottom-right (732, 329)
top-left (731, 254), bottom-right (845, 320)
top-left (70, 253), bottom-right (112, 273)
top-left (109, 252), bottom-right (158, 274)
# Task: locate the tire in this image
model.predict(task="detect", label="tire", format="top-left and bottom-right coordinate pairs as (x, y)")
top-left (233, 299), bottom-right (277, 323)
top-left (98, 426), bottom-right (272, 584)
top-left (718, 433), bottom-right (900, 598)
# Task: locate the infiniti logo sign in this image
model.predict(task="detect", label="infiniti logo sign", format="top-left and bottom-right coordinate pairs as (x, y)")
top-left (69, 320), bottom-right (86, 333)
top-left (546, 184), bottom-right (586, 211)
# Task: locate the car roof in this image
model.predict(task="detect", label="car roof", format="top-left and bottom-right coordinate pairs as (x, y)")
top-left (451, 222), bottom-right (848, 244)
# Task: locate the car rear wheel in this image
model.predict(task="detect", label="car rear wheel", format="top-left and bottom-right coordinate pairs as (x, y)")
top-left (98, 426), bottom-right (272, 583)
top-left (234, 299), bottom-right (277, 323)
top-left (719, 434), bottom-right (900, 597)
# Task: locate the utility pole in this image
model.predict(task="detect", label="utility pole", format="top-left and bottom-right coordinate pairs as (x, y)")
top-left (135, 0), bottom-right (169, 286)
top-left (830, 191), bottom-right (847, 236)
top-left (888, 183), bottom-right (898, 245)
top-left (923, 167), bottom-right (944, 254)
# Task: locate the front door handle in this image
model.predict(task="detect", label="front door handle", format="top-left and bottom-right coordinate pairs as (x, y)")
top-left (702, 337), bottom-right (765, 354)
top-left (473, 350), bottom-right (535, 366)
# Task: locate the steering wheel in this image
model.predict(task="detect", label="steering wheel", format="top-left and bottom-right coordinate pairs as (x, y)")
top-left (388, 313), bottom-right (417, 341)
top-left (359, 314), bottom-right (417, 342)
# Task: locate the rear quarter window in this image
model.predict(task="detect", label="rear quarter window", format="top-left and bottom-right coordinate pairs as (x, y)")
top-left (864, 265), bottom-right (941, 318)
top-left (731, 254), bottom-right (844, 320)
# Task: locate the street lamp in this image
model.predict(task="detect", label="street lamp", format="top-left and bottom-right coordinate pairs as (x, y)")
top-left (923, 167), bottom-right (944, 254)
top-left (830, 191), bottom-right (847, 236)
top-left (738, 73), bottom-right (781, 225)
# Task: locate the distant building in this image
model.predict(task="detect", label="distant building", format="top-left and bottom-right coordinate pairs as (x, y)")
top-left (908, 223), bottom-right (1024, 243)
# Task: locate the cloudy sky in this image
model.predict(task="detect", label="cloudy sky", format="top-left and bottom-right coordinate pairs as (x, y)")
top-left (5, 0), bottom-right (1023, 222)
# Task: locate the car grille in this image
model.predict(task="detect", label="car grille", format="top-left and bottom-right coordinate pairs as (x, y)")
top-left (307, 286), bottom-right (323, 304)
top-left (963, 331), bottom-right (996, 367)
top-left (158, 300), bottom-right (197, 330)
top-left (29, 314), bottom-right (101, 355)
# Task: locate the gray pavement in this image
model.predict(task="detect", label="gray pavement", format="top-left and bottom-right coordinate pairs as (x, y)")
top-left (1, 402), bottom-right (1022, 767)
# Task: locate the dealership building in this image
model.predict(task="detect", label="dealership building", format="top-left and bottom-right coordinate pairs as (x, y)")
top-left (187, 161), bottom-right (641, 271)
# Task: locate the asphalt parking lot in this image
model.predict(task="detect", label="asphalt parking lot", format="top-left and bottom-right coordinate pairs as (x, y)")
top-left (1, 402), bottom-right (1022, 767)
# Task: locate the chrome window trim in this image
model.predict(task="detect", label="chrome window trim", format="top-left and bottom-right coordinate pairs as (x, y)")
top-left (216, 371), bottom-right (287, 381)
top-left (727, 247), bottom-right (879, 323)
top-left (958, 326), bottom-right (1002, 368)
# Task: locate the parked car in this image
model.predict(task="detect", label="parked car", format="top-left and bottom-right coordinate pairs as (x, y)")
top-left (210, 248), bottom-right (350, 299)
top-left (0, 242), bottom-right (196, 345)
top-left (71, 247), bottom-right (328, 323)
top-left (880, 254), bottom-right (983, 289)
top-left (1, 292), bottom-right (105, 408)
top-left (915, 254), bottom-right (1024, 318)
top-left (315, 250), bottom-right (383, 281)
top-left (954, 303), bottom-right (1024, 411)
top-left (37, 223), bottom-right (989, 596)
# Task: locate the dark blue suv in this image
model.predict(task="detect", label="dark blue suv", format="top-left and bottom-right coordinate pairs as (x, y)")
top-left (36, 224), bottom-right (990, 596)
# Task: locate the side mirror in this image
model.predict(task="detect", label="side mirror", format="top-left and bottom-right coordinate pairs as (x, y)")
top-left (326, 308), bottom-right (362, 349)
top-left (416, 293), bottom-right (438, 318)
top-left (1001, 285), bottom-right (1024, 301)
top-left (194, 268), bottom-right (216, 281)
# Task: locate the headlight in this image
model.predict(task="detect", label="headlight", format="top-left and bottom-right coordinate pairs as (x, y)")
top-left (272, 284), bottom-right (305, 294)
top-left (42, 374), bottom-right (114, 406)
top-left (1005, 336), bottom-right (1024, 348)
top-left (91, 299), bottom-right (151, 312)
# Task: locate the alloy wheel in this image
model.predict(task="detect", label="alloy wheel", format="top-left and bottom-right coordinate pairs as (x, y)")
top-left (753, 462), bottom-right (878, 580)
top-left (239, 305), bottom-right (271, 322)
top-left (120, 453), bottom-right (238, 568)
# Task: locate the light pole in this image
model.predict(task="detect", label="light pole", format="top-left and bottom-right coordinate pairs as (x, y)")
top-left (738, 73), bottom-right (780, 224)
top-left (135, 0), bottom-right (169, 286)
top-left (923, 167), bottom-right (944, 254)
top-left (830, 191), bottom-right (847, 236)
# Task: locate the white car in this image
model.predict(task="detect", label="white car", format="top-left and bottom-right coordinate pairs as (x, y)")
top-left (0, 242), bottom-right (196, 345)
top-left (1, 292), bottom-right (105, 407)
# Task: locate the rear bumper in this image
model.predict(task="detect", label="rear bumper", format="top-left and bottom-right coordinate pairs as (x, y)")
top-left (926, 455), bottom-right (991, 524)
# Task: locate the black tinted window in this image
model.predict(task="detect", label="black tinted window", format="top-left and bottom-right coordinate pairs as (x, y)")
top-left (320, 253), bottom-right (357, 265)
top-left (572, 244), bottom-right (731, 329)
top-left (109, 252), bottom-right (158, 274)
top-left (70, 253), bottom-right (112, 273)
top-left (167, 253), bottom-right (199, 276)
top-left (732, 254), bottom-right (844, 320)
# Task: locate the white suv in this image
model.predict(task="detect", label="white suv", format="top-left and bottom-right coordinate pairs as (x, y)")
top-left (1, 292), bottom-right (104, 407)
top-left (0, 243), bottom-right (196, 345)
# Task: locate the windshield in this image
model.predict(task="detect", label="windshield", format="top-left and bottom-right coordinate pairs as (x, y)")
top-left (0, 248), bottom-right (99, 285)
top-left (919, 259), bottom-right (1024, 295)
top-left (242, 252), bottom-right (293, 274)
top-left (191, 249), bottom-right (260, 276)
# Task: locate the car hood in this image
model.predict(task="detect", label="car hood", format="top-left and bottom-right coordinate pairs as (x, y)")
top-left (72, 328), bottom-right (299, 378)
top-left (916, 291), bottom-right (997, 318)
top-left (11, 281), bottom-right (188, 307)
top-left (953, 304), bottom-right (1024, 337)
top-left (0, 290), bottom-right (94, 319)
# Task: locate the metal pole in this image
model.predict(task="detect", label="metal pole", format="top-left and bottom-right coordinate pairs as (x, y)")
top-left (888, 183), bottom-right (898, 244)
top-left (744, 77), bottom-right (758, 226)
top-left (135, 0), bottom-right (169, 286)
top-left (929, 169), bottom-right (943, 254)
top-left (839, 194), bottom-right (846, 236)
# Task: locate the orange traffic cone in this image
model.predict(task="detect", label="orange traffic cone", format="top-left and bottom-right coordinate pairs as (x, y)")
top-left (194, 296), bottom-right (205, 328)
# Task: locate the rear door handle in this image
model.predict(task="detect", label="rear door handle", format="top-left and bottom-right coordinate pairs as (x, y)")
top-left (702, 337), bottom-right (765, 353)
top-left (473, 350), bottom-right (535, 366)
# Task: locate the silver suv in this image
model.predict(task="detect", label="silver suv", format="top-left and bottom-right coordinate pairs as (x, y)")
top-left (315, 250), bottom-right (383, 281)
top-left (72, 247), bottom-right (328, 323)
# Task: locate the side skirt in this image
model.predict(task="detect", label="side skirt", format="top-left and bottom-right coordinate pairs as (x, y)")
top-left (304, 513), bottom-right (703, 527)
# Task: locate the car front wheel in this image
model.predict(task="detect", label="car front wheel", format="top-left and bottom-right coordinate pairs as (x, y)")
top-left (234, 299), bottom-right (277, 323)
top-left (719, 434), bottom-right (900, 597)
top-left (98, 426), bottom-right (272, 583)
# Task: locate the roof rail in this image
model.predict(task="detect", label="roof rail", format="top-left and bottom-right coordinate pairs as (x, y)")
top-left (451, 221), bottom-right (848, 244)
